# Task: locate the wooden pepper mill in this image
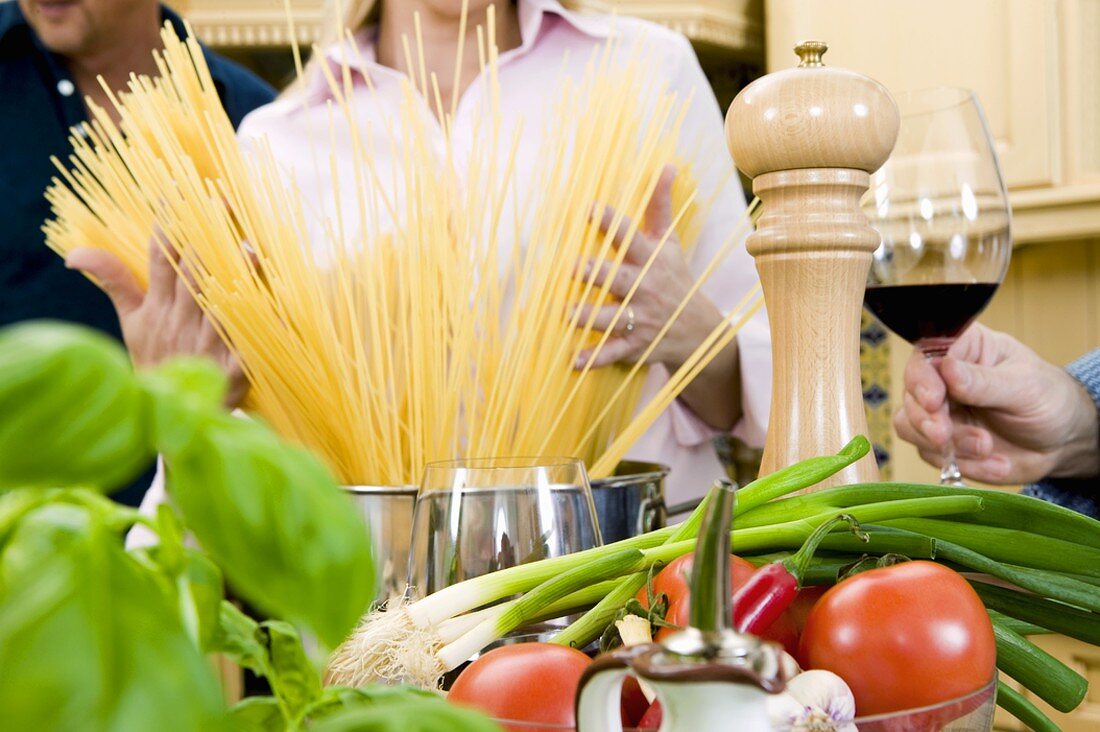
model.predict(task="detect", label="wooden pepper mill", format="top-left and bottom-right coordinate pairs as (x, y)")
top-left (725, 41), bottom-right (900, 488)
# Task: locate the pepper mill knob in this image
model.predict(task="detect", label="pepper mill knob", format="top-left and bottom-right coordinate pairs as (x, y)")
top-left (794, 40), bottom-right (827, 67)
top-left (724, 43), bottom-right (900, 488)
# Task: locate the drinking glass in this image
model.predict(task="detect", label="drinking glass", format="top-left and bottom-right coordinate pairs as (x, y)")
top-left (407, 457), bottom-right (602, 625)
top-left (863, 87), bottom-right (1012, 485)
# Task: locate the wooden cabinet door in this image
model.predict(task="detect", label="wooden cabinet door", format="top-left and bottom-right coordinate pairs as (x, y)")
top-left (764, 0), bottom-right (1060, 191)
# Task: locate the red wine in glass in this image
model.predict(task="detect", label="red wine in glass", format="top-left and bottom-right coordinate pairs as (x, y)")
top-left (863, 282), bottom-right (999, 357)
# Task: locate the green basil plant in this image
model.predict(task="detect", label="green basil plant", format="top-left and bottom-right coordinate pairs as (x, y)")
top-left (0, 321), bottom-right (499, 732)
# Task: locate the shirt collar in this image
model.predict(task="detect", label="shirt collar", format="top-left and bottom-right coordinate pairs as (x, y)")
top-left (517, 0), bottom-right (610, 45)
top-left (307, 0), bottom-right (610, 102)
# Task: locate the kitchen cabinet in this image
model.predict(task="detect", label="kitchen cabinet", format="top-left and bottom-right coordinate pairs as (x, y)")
top-left (174, 0), bottom-right (763, 59)
top-left (766, 0), bottom-right (1100, 245)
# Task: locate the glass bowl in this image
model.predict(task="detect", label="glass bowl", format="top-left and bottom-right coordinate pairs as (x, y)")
top-left (489, 676), bottom-right (998, 732)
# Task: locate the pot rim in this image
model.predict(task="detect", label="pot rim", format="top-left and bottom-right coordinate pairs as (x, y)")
top-left (341, 485), bottom-right (418, 496)
top-left (591, 461), bottom-right (671, 488)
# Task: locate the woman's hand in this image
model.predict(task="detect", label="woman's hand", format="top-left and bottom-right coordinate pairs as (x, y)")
top-left (894, 323), bottom-right (1099, 484)
top-left (575, 166), bottom-right (725, 371)
top-left (66, 236), bottom-right (249, 407)
top-left (574, 166), bottom-right (742, 430)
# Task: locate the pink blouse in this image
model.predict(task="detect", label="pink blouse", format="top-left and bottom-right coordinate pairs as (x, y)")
top-left (235, 0), bottom-right (771, 506)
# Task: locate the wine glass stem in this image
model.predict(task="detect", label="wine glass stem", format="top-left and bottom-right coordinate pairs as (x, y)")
top-left (939, 428), bottom-right (965, 486)
top-left (923, 348), bottom-right (966, 487)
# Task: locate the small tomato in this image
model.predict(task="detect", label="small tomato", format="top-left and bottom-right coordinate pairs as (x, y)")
top-left (448, 643), bottom-right (591, 729)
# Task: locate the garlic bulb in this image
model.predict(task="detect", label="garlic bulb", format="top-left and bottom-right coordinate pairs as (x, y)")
top-left (780, 651), bottom-right (802, 680)
top-left (767, 670), bottom-right (856, 732)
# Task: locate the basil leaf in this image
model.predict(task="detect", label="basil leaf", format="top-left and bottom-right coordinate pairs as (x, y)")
top-left (303, 686), bottom-right (443, 723)
top-left (186, 550), bottom-right (226, 650)
top-left (309, 699), bottom-right (501, 732)
top-left (228, 697), bottom-right (286, 732)
top-left (162, 410), bottom-right (375, 649)
top-left (213, 603), bottom-right (320, 724)
top-left (0, 501), bottom-right (227, 731)
top-left (0, 322), bottom-right (153, 492)
top-left (212, 601), bottom-right (270, 677)
top-left (263, 621), bottom-right (322, 720)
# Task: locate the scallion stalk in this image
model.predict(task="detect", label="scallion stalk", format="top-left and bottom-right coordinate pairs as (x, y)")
top-left (987, 609), bottom-right (1051, 637)
top-left (992, 617), bottom-right (1088, 713)
top-left (550, 484), bottom-right (719, 650)
top-left (974, 581), bottom-right (1100, 645)
top-left (435, 549), bottom-right (643, 670)
top-left (880, 517), bottom-right (1100, 578)
top-left (766, 483), bottom-right (1100, 551)
top-left (997, 681), bottom-right (1061, 732)
top-left (638, 496), bottom-right (980, 566)
top-left (734, 437), bottom-right (870, 514)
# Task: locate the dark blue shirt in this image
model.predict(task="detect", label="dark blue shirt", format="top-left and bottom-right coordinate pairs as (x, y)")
top-left (1023, 350), bottom-right (1100, 519)
top-left (0, 3), bottom-right (275, 505)
top-left (0, 2), bottom-right (275, 339)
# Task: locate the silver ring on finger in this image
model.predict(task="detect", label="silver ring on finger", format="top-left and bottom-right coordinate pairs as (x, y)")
top-left (623, 305), bottom-right (636, 334)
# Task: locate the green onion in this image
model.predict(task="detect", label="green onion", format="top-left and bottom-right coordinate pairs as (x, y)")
top-left (974, 582), bottom-right (1100, 645)
top-left (633, 496), bottom-right (973, 573)
top-left (933, 539), bottom-right (1100, 613)
top-left (773, 483), bottom-right (1100, 551)
top-left (734, 436), bottom-right (870, 514)
top-left (992, 618), bottom-right (1087, 713)
top-left (997, 681), bottom-right (1061, 732)
top-left (436, 549), bottom-right (643, 671)
top-left (987, 609), bottom-right (1050, 637)
top-left (550, 485), bottom-right (721, 650)
top-left (880, 517), bottom-right (1100, 578)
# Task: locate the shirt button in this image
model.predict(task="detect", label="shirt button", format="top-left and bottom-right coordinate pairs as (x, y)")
top-left (57, 79), bottom-right (75, 97)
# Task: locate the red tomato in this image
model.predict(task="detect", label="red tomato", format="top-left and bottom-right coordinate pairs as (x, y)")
top-left (784, 585), bottom-right (827, 636)
top-left (799, 561), bottom-right (996, 716)
top-left (656, 595), bottom-right (689, 642)
top-left (448, 643), bottom-right (591, 729)
top-left (640, 554), bottom-right (808, 647)
top-left (634, 554), bottom-right (694, 610)
top-left (764, 585), bottom-right (827, 658)
top-left (636, 553), bottom-right (759, 607)
top-left (619, 676), bottom-right (649, 727)
top-left (637, 699), bottom-right (663, 730)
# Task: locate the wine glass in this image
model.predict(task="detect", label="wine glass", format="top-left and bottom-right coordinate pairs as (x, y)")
top-left (863, 87), bottom-right (1012, 485)
top-left (407, 457), bottom-right (602, 630)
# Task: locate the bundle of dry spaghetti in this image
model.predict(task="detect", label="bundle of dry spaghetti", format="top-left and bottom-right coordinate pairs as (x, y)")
top-left (44, 20), bottom-right (760, 486)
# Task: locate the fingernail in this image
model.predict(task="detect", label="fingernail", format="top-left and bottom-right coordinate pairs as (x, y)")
top-left (920, 419), bottom-right (940, 440)
top-left (914, 384), bottom-right (929, 405)
top-left (574, 356), bottom-right (586, 370)
top-left (958, 435), bottom-right (982, 456)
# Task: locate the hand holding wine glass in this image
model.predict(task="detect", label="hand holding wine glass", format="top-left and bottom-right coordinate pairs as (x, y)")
top-left (863, 87), bottom-right (1012, 485)
top-left (894, 322), bottom-right (1100, 484)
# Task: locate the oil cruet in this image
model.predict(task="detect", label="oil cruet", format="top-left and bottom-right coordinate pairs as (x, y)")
top-left (575, 482), bottom-right (789, 732)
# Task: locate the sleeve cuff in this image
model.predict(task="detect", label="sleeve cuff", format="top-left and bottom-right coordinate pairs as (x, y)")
top-left (1022, 479), bottom-right (1100, 520)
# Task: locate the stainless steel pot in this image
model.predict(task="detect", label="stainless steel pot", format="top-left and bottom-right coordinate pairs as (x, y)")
top-left (589, 461), bottom-right (669, 544)
top-left (343, 462), bottom-right (669, 601)
top-left (342, 485), bottom-right (417, 603)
